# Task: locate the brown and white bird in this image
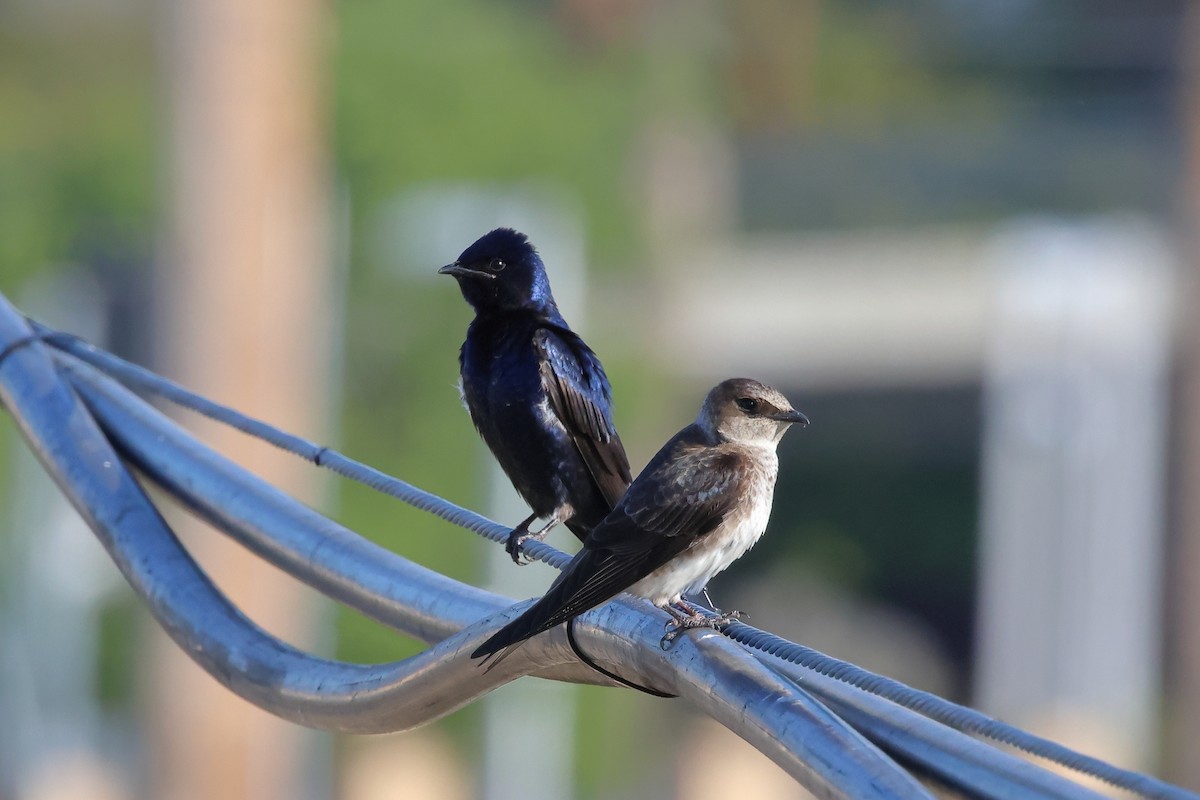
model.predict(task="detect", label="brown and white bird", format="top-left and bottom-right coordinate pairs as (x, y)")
top-left (472, 378), bottom-right (808, 660)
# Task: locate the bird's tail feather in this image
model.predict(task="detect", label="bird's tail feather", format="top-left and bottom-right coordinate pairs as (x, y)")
top-left (472, 548), bottom-right (616, 666)
top-left (474, 638), bottom-right (530, 673)
top-left (471, 579), bottom-right (583, 663)
top-left (471, 611), bottom-right (545, 661)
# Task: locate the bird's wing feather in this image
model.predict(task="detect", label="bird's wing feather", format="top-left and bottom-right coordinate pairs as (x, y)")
top-left (534, 327), bottom-right (632, 506)
top-left (584, 439), bottom-right (742, 554)
top-left (472, 433), bottom-right (745, 657)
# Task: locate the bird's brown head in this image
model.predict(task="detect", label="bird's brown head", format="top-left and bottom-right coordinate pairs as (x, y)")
top-left (698, 378), bottom-right (808, 446)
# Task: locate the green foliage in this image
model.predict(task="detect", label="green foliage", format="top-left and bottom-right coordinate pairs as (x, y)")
top-left (0, 15), bottom-right (156, 289)
top-left (335, 0), bottom-right (647, 270)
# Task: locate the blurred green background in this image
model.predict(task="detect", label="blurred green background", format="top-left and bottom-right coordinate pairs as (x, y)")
top-left (0, 1), bottom-right (1195, 798)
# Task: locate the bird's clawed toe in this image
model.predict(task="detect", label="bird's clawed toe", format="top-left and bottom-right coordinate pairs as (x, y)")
top-left (710, 608), bottom-right (743, 627)
top-left (505, 530), bottom-right (542, 564)
top-left (504, 533), bottom-right (527, 564)
top-left (658, 604), bottom-right (743, 649)
top-left (504, 513), bottom-right (544, 565)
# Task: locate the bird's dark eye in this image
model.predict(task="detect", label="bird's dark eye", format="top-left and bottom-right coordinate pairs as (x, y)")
top-left (736, 397), bottom-right (759, 413)
top-left (489, 258), bottom-right (507, 272)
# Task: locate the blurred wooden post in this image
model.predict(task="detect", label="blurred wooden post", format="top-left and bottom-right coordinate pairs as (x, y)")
top-left (1171, 4), bottom-right (1200, 790)
top-left (154, 0), bottom-right (332, 798)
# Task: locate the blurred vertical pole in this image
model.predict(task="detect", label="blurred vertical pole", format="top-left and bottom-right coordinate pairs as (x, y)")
top-left (155, 0), bottom-right (332, 798)
top-left (1170, 5), bottom-right (1200, 789)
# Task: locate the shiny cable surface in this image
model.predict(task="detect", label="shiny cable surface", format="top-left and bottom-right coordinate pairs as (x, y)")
top-left (0, 301), bottom-right (931, 799)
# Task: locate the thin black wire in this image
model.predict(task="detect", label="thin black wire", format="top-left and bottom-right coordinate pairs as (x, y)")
top-left (565, 618), bottom-right (675, 698)
top-left (36, 321), bottom-right (1194, 800)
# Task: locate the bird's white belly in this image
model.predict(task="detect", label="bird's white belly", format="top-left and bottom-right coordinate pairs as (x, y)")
top-left (630, 478), bottom-right (775, 607)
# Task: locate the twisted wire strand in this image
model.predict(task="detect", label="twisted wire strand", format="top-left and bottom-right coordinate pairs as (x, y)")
top-left (35, 321), bottom-right (1191, 800)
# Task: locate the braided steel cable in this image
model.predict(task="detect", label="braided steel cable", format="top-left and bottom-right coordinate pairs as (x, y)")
top-left (32, 319), bottom-right (1197, 800)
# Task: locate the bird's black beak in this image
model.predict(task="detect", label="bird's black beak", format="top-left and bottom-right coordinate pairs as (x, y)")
top-left (438, 262), bottom-right (495, 280)
top-left (769, 409), bottom-right (810, 426)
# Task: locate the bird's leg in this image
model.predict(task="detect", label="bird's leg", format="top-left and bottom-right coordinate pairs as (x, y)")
top-left (660, 600), bottom-right (743, 649)
top-left (669, 598), bottom-right (703, 618)
top-left (672, 595), bottom-right (744, 623)
top-left (504, 513), bottom-right (562, 565)
top-left (697, 587), bottom-right (717, 609)
top-left (702, 589), bottom-right (746, 625)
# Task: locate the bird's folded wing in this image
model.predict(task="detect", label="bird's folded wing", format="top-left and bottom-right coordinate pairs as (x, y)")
top-left (534, 327), bottom-right (633, 505)
top-left (591, 442), bottom-right (743, 551)
top-left (534, 442), bottom-right (746, 628)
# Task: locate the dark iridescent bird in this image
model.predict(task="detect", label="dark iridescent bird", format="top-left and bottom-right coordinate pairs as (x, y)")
top-left (472, 378), bottom-right (808, 661)
top-left (440, 228), bottom-right (632, 563)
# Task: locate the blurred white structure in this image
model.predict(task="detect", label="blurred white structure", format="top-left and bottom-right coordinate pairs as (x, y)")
top-left (977, 218), bottom-right (1174, 767)
top-left (660, 225), bottom-right (994, 388)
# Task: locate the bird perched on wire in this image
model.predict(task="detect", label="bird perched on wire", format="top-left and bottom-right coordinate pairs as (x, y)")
top-left (440, 228), bottom-right (632, 564)
top-left (472, 378), bottom-right (808, 661)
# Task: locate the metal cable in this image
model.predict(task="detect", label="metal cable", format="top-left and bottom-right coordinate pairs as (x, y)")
top-left (4, 315), bottom-right (936, 798)
top-left (34, 320), bottom-right (1193, 800)
top-left (722, 624), bottom-right (1191, 800)
top-left (563, 617), bottom-right (676, 698)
